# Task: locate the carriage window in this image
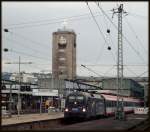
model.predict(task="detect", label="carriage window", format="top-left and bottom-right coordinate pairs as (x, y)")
top-left (114, 101), bottom-right (117, 106)
top-left (112, 101), bottom-right (115, 107)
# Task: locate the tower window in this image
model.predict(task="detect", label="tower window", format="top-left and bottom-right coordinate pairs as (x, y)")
top-left (59, 57), bottom-right (66, 61)
top-left (59, 49), bottom-right (65, 52)
top-left (59, 61), bottom-right (66, 66)
top-left (58, 43), bottom-right (66, 49)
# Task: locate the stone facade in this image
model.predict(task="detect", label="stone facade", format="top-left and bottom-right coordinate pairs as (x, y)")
top-left (52, 29), bottom-right (76, 80)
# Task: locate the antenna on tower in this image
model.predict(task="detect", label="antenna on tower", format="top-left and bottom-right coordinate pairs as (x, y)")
top-left (61, 19), bottom-right (68, 30)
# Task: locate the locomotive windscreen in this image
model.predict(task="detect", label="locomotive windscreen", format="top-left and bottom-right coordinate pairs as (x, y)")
top-left (76, 96), bottom-right (84, 102)
top-left (68, 96), bottom-right (75, 102)
top-left (68, 95), bottom-right (84, 102)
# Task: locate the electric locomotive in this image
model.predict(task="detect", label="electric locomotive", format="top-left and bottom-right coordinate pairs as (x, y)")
top-left (64, 91), bottom-right (105, 119)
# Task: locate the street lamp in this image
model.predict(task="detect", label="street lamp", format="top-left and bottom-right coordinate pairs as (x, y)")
top-left (4, 48), bottom-right (32, 117)
top-left (5, 57), bottom-right (32, 117)
top-left (4, 29), bottom-right (33, 117)
top-left (3, 48), bottom-right (12, 117)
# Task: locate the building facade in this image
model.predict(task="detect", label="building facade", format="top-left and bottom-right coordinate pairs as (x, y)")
top-left (102, 78), bottom-right (144, 98)
top-left (52, 28), bottom-right (76, 80)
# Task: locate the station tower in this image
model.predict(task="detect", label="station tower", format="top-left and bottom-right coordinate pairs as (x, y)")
top-left (52, 21), bottom-right (76, 80)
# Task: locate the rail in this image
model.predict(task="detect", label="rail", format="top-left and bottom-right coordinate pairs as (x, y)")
top-left (127, 118), bottom-right (150, 131)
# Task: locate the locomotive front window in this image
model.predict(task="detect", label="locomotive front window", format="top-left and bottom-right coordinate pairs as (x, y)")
top-left (76, 96), bottom-right (84, 102)
top-left (68, 96), bottom-right (75, 102)
top-left (76, 96), bottom-right (84, 100)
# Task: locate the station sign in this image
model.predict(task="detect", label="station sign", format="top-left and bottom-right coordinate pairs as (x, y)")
top-left (65, 81), bottom-right (97, 90)
top-left (32, 89), bottom-right (58, 96)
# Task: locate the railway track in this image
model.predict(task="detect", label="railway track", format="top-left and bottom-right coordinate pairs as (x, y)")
top-left (127, 118), bottom-right (150, 131)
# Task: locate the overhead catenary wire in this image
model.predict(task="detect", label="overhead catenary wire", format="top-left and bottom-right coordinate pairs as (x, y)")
top-left (128, 12), bottom-right (147, 20)
top-left (4, 11), bottom-right (111, 29)
top-left (86, 2), bottom-right (116, 63)
top-left (103, 65), bottom-right (116, 76)
top-left (124, 17), bottom-right (147, 54)
top-left (124, 66), bottom-right (138, 77)
top-left (4, 37), bottom-right (51, 57)
top-left (9, 49), bottom-right (51, 61)
top-left (95, 2), bottom-right (147, 64)
top-left (79, 64), bottom-right (147, 66)
top-left (94, 3), bottom-right (115, 64)
top-left (81, 64), bottom-right (115, 77)
top-left (3, 29), bottom-right (50, 49)
top-left (81, 64), bottom-right (105, 77)
top-left (136, 71), bottom-right (148, 78)
top-left (109, 33), bottom-right (117, 51)
top-left (94, 42), bottom-right (105, 64)
top-left (5, 13), bottom-right (94, 26)
top-left (29, 63), bottom-right (48, 71)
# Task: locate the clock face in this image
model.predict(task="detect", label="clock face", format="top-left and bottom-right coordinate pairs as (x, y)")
top-left (59, 36), bottom-right (66, 44)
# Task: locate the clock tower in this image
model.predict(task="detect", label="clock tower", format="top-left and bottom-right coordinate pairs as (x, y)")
top-left (52, 26), bottom-right (76, 80)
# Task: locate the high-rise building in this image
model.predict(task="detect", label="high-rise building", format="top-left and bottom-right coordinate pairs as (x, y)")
top-left (52, 25), bottom-right (76, 80)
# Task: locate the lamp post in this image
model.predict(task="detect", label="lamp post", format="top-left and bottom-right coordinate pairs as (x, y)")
top-left (3, 48), bottom-right (12, 117)
top-left (5, 56), bottom-right (32, 117)
top-left (4, 29), bottom-right (32, 117)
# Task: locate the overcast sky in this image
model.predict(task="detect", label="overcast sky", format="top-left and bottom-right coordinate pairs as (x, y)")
top-left (2, 2), bottom-right (148, 77)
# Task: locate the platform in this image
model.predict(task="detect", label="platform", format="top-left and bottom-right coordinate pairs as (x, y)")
top-left (2, 112), bottom-right (64, 126)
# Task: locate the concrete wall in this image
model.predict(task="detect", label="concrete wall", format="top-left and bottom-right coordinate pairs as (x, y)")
top-left (102, 78), bottom-right (144, 97)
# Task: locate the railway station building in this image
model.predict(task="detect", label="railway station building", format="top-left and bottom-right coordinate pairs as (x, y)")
top-left (101, 78), bottom-right (144, 98)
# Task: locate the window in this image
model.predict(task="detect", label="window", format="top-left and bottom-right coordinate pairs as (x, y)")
top-left (59, 70), bottom-right (67, 75)
top-left (59, 49), bottom-right (65, 52)
top-left (112, 101), bottom-right (115, 107)
top-left (58, 43), bottom-right (66, 49)
top-left (2, 85), bottom-right (6, 90)
top-left (68, 96), bottom-right (75, 102)
top-left (58, 66), bottom-right (66, 69)
top-left (20, 86), bottom-right (26, 91)
top-left (76, 96), bottom-right (84, 100)
top-left (58, 52), bottom-right (65, 57)
top-left (59, 57), bottom-right (66, 61)
top-left (69, 96), bottom-right (75, 100)
top-left (59, 61), bottom-right (66, 66)
top-left (26, 86), bottom-right (31, 91)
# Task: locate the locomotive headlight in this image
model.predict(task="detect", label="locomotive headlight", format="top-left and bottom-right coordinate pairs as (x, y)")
top-left (82, 108), bottom-right (86, 112)
top-left (65, 108), bottom-right (69, 112)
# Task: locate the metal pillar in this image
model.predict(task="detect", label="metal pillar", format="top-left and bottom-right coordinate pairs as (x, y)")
top-left (113, 4), bottom-right (125, 120)
top-left (40, 96), bottom-right (42, 114)
top-left (144, 84), bottom-right (146, 108)
top-left (17, 56), bottom-right (21, 117)
top-left (9, 84), bottom-right (12, 117)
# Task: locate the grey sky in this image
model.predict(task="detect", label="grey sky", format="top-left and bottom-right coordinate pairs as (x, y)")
top-left (2, 2), bottom-right (148, 77)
